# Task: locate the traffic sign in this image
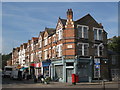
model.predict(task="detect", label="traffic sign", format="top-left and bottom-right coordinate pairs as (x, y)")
top-left (95, 63), bottom-right (100, 65)
top-left (95, 65), bottom-right (100, 68)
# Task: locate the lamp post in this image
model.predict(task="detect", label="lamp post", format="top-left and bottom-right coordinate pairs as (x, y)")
top-left (75, 55), bottom-right (78, 75)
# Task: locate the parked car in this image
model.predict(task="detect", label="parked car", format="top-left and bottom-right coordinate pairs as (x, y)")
top-left (4, 66), bottom-right (13, 77)
top-left (10, 69), bottom-right (19, 79)
top-left (2, 71), bottom-right (4, 77)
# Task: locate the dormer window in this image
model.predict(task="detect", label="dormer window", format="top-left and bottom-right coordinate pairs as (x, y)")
top-left (77, 25), bottom-right (88, 39)
top-left (93, 28), bottom-right (103, 40)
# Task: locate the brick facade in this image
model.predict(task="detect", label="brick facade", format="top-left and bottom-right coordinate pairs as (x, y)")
top-left (12, 9), bottom-right (109, 82)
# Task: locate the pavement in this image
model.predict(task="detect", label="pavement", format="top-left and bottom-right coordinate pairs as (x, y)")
top-left (2, 77), bottom-right (120, 88)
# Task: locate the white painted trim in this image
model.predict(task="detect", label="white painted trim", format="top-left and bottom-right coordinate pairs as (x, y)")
top-left (77, 25), bottom-right (89, 38)
top-left (44, 49), bottom-right (48, 51)
top-left (66, 66), bottom-right (74, 68)
top-left (94, 43), bottom-right (104, 56)
top-left (77, 43), bottom-right (89, 56)
top-left (93, 27), bottom-right (103, 40)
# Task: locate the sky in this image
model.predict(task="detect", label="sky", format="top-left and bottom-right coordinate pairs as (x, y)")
top-left (2, 2), bottom-right (118, 54)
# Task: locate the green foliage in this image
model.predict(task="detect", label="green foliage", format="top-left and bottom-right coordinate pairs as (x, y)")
top-left (2, 53), bottom-right (12, 69)
top-left (108, 36), bottom-right (120, 54)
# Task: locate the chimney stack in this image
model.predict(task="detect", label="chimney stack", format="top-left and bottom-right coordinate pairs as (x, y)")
top-left (67, 9), bottom-right (73, 20)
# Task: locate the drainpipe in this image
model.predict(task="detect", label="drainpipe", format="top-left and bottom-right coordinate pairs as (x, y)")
top-left (74, 56), bottom-right (78, 74)
top-left (62, 56), bottom-right (66, 82)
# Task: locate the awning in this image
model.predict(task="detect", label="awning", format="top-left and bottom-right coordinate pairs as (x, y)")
top-left (42, 62), bottom-right (51, 67)
top-left (30, 63), bottom-right (35, 67)
top-left (20, 67), bottom-right (28, 71)
top-left (17, 65), bottom-right (21, 69)
top-left (30, 63), bottom-right (41, 67)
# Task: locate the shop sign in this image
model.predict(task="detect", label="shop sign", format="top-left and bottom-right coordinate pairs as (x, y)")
top-left (35, 63), bottom-right (41, 67)
top-left (67, 45), bottom-right (72, 48)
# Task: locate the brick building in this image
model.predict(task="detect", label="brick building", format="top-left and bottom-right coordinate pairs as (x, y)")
top-left (12, 47), bottom-right (20, 66)
top-left (12, 9), bottom-right (109, 82)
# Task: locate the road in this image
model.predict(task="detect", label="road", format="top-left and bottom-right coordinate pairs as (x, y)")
top-left (2, 77), bottom-right (120, 89)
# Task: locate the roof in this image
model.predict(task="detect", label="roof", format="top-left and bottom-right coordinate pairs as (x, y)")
top-left (108, 49), bottom-right (118, 55)
top-left (75, 14), bottom-right (103, 28)
top-left (59, 17), bottom-right (67, 26)
top-left (38, 31), bottom-right (44, 38)
top-left (32, 37), bottom-right (38, 41)
top-left (45, 27), bottom-right (56, 36)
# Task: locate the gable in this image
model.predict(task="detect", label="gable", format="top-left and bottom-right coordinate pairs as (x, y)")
top-left (56, 17), bottom-right (67, 30)
top-left (56, 19), bottom-right (63, 31)
top-left (39, 35), bottom-right (42, 40)
top-left (56, 18), bottom-right (63, 31)
top-left (75, 14), bottom-right (102, 28)
top-left (44, 31), bottom-right (48, 38)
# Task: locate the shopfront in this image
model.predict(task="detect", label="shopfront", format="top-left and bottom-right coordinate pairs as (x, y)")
top-left (41, 59), bottom-right (51, 77)
top-left (50, 59), bottom-right (76, 83)
top-left (76, 58), bottom-right (92, 82)
top-left (30, 63), bottom-right (41, 78)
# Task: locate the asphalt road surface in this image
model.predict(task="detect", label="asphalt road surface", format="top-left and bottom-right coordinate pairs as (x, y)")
top-left (2, 77), bottom-right (120, 89)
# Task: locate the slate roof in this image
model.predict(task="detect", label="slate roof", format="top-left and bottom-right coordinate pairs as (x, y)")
top-left (38, 31), bottom-right (44, 38)
top-left (45, 27), bottom-right (56, 35)
top-left (38, 13), bottom-right (105, 38)
top-left (75, 14), bottom-right (103, 28)
top-left (59, 17), bottom-right (67, 26)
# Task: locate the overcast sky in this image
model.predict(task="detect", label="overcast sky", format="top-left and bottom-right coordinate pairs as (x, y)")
top-left (2, 2), bottom-right (118, 54)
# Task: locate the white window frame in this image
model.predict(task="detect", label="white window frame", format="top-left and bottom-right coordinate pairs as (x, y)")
top-left (93, 27), bottom-right (103, 40)
top-left (39, 39), bottom-right (42, 48)
top-left (57, 29), bottom-right (63, 40)
top-left (53, 34), bottom-right (56, 42)
top-left (94, 44), bottom-right (104, 56)
top-left (44, 37), bottom-right (48, 46)
top-left (78, 43), bottom-right (89, 56)
top-left (49, 47), bottom-right (51, 58)
top-left (48, 37), bottom-right (51, 44)
top-left (31, 43), bottom-right (33, 50)
top-left (44, 49), bottom-right (48, 60)
top-left (31, 53), bottom-right (33, 62)
top-left (38, 51), bottom-right (42, 58)
top-left (58, 44), bottom-right (63, 57)
top-left (77, 25), bottom-right (89, 39)
top-left (52, 46), bottom-right (56, 58)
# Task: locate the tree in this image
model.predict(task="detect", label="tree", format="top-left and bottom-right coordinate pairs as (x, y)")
top-left (108, 36), bottom-right (120, 54)
top-left (2, 53), bottom-right (12, 69)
